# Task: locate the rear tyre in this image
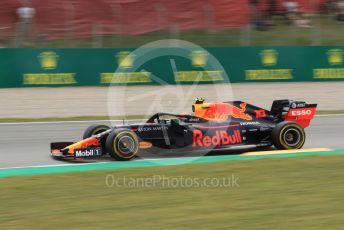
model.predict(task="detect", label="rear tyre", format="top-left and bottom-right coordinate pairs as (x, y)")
top-left (272, 121), bottom-right (305, 150)
top-left (83, 125), bottom-right (111, 139)
top-left (105, 129), bottom-right (139, 161)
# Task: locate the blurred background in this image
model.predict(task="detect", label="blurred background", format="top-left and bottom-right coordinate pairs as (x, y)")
top-left (1, 0), bottom-right (343, 48)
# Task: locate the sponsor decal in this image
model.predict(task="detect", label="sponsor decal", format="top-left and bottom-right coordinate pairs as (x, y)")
top-left (100, 72), bottom-right (152, 84)
top-left (116, 51), bottom-right (135, 68)
top-left (175, 71), bottom-right (223, 82)
top-left (327, 49), bottom-right (343, 65)
top-left (240, 121), bottom-right (260, 126)
top-left (298, 103), bottom-right (306, 107)
top-left (313, 68), bottom-right (344, 79)
top-left (291, 103), bottom-right (306, 108)
top-left (285, 107), bottom-right (317, 128)
top-left (23, 51), bottom-right (77, 85)
top-left (188, 117), bottom-right (200, 122)
top-left (246, 49), bottom-right (293, 80)
top-left (193, 102), bottom-right (252, 121)
top-left (137, 126), bottom-right (168, 132)
top-left (190, 50), bottom-right (208, 67)
top-left (261, 49), bottom-right (278, 66)
top-left (74, 148), bottom-right (102, 158)
top-left (100, 51), bottom-right (152, 84)
top-left (23, 74), bottom-right (77, 85)
top-left (139, 141), bottom-right (153, 149)
top-left (38, 52), bottom-right (59, 70)
top-left (291, 109), bottom-right (313, 116)
top-left (66, 137), bottom-right (101, 154)
top-left (254, 109), bottom-right (266, 119)
top-left (174, 51), bottom-right (222, 82)
top-left (230, 103), bottom-right (252, 121)
top-left (192, 129), bottom-right (242, 147)
top-left (313, 49), bottom-right (344, 79)
top-left (246, 69), bottom-right (293, 80)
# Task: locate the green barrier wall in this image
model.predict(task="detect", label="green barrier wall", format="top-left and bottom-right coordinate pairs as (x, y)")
top-left (0, 46), bottom-right (343, 88)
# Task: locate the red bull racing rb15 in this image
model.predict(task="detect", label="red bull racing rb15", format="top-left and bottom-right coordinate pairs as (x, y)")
top-left (51, 99), bottom-right (317, 161)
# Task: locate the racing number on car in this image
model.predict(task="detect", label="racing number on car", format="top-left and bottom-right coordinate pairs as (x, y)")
top-left (255, 109), bottom-right (266, 119)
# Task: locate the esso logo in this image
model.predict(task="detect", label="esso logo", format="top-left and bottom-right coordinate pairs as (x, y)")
top-left (291, 109), bottom-right (312, 116)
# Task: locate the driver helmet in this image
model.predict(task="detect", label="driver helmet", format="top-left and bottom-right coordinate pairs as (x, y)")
top-left (195, 98), bottom-right (205, 104)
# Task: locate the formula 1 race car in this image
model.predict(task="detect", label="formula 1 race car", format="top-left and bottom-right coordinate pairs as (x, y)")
top-left (51, 99), bottom-right (317, 161)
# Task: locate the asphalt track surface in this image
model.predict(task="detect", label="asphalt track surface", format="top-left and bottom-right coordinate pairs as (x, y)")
top-left (0, 115), bottom-right (343, 168)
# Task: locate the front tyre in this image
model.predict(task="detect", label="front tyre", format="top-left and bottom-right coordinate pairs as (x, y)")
top-left (272, 121), bottom-right (305, 150)
top-left (105, 129), bottom-right (139, 161)
top-left (83, 125), bottom-right (111, 139)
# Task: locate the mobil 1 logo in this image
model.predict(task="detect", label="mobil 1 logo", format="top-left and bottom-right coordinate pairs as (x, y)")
top-left (74, 148), bottom-right (103, 158)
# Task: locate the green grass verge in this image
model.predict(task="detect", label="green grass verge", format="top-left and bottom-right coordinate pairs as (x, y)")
top-left (1, 155), bottom-right (343, 229)
top-left (0, 110), bottom-right (342, 123)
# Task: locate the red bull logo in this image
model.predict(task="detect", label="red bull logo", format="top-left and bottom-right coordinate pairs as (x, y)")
top-left (192, 129), bottom-right (242, 147)
top-left (193, 102), bottom-right (252, 121)
top-left (229, 102), bottom-right (252, 120)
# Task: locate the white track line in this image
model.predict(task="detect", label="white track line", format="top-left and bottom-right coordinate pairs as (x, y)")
top-left (0, 155), bottom-right (207, 170)
top-left (0, 119), bottom-right (145, 125)
top-left (0, 156), bottom-right (193, 170)
top-left (0, 162), bottom-right (109, 170)
top-left (0, 148), bottom-right (334, 171)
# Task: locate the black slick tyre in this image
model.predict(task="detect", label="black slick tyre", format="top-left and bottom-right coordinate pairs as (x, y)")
top-left (272, 121), bottom-right (306, 150)
top-left (83, 125), bottom-right (111, 139)
top-left (105, 128), bottom-right (139, 161)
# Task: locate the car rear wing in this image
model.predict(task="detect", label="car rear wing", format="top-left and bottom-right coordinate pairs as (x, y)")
top-left (270, 100), bottom-right (317, 128)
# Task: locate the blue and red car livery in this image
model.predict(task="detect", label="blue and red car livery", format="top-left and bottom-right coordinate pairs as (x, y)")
top-left (51, 99), bottom-right (317, 161)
